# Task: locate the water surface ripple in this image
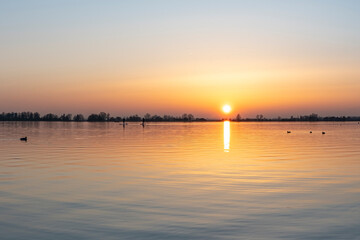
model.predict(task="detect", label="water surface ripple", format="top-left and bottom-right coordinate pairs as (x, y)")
top-left (0, 121), bottom-right (359, 239)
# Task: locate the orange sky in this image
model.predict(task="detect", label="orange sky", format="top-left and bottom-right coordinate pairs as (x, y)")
top-left (1, 1), bottom-right (359, 118)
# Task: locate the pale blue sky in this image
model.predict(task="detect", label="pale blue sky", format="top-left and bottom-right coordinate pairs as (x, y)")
top-left (1, 0), bottom-right (359, 117)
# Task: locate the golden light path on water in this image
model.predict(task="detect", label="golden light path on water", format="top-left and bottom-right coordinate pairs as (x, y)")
top-left (224, 120), bottom-right (230, 152)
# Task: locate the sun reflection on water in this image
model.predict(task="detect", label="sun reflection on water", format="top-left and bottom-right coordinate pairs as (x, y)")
top-left (224, 120), bottom-right (230, 152)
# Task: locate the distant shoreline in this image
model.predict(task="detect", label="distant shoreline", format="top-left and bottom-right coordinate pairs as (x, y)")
top-left (1, 120), bottom-right (360, 123)
top-left (1, 112), bottom-right (360, 122)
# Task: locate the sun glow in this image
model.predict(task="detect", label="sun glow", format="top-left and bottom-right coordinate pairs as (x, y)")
top-left (222, 105), bottom-right (232, 114)
top-left (224, 120), bottom-right (230, 152)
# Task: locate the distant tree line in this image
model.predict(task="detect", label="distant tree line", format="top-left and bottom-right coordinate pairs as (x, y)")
top-left (1, 111), bottom-right (360, 122)
top-left (0, 112), bottom-right (206, 122)
top-left (232, 113), bottom-right (360, 122)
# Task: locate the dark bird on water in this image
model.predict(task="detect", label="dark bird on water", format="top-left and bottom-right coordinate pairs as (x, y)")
top-left (322, 132), bottom-right (326, 134)
top-left (287, 131), bottom-right (291, 133)
top-left (20, 137), bottom-right (27, 141)
top-left (310, 131), bottom-right (312, 133)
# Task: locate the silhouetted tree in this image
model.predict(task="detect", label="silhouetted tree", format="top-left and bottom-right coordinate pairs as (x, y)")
top-left (87, 112), bottom-right (110, 121)
top-left (60, 114), bottom-right (72, 121)
top-left (34, 112), bottom-right (41, 120)
top-left (127, 115), bottom-right (141, 121)
top-left (256, 114), bottom-right (264, 121)
top-left (188, 114), bottom-right (194, 121)
top-left (309, 113), bottom-right (319, 121)
top-left (73, 114), bottom-right (85, 121)
top-left (144, 113), bottom-right (151, 120)
top-left (88, 114), bottom-right (99, 121)
top-left (182, 113), bottom-right (188, 121)
top-left (151, 115), bottom-right (163, 121)
top-left (42, 113), bottom-right (59, 121)
top-left (163, 115), bottom-right (174, 121)
top-left (99, 112), bottom-right (107, 121)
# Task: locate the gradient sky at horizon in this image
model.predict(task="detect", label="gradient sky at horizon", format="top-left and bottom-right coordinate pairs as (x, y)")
top-left (1, 0), bottom-right (359, 118)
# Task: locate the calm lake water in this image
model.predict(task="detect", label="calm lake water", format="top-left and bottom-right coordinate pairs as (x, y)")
top-left (1, 121), bottom-right (360, 239)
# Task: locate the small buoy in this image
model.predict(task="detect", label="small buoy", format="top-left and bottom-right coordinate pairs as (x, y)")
top-left (310, 131), bottom-right (312, 133)
top-left (322, 132), bottom-right (325, 134)
top-left (20, 137), bottom-right (27, 141)
top-left (287, 131), bottom-right (291, 133)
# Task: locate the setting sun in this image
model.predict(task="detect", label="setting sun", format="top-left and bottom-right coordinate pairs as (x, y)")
top-left (222, 105), bottom-right (232, 114)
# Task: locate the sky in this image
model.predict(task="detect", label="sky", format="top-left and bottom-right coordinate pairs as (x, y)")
top-left (0, 0), bottom-right (359, 118)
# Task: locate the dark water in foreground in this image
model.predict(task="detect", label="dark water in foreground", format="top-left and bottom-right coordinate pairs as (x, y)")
top-left (0, 121), bottom-right (359, 239)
